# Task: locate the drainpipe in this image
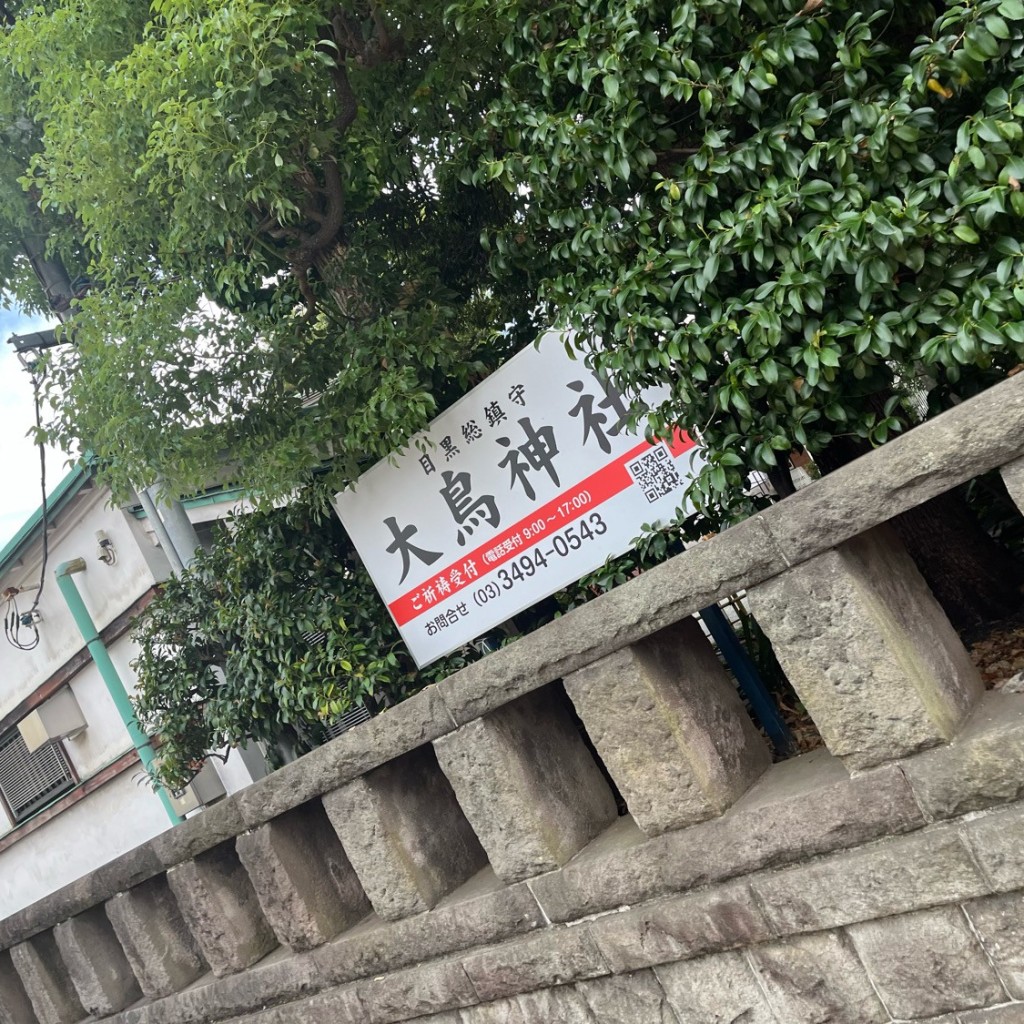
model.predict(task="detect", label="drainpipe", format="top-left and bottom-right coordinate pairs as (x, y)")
top-left (137, 488), bottom-right (185, 574)
top-left (143, 481), bottom-right (203, 571)
top-left (55, 559), bottom-right (182, 826)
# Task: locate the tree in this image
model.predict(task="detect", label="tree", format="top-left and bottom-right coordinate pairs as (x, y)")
top-left (0, 0), bottom-right (536, 499)
top-left (132, 497), bottom-right (475, 789)
top-left (446, 0), bottom-right (1024, 624)
top-left (4, 0), bottom-right (1024, 625)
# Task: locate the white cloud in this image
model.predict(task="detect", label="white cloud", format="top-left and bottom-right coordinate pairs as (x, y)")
top-left (0, 307), bottom-right (70, 550)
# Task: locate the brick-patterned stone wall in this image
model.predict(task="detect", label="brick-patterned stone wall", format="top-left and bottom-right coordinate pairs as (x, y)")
top-left (1, 374), bottom-right (1023, 1024)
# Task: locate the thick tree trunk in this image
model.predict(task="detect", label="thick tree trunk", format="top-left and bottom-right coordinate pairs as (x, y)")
top-left (812, 435), bottom-right (1023, 636)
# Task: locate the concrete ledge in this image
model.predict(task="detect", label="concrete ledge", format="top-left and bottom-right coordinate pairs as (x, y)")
top-left (94, 839), bottom-right (1024, 1024)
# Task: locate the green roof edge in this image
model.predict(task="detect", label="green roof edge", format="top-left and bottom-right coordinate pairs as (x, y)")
top-left (0, 457), bottom-right (95, 576)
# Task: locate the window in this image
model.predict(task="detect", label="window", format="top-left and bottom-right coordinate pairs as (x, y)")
top-left (0, 728), bottom-right (77, 823)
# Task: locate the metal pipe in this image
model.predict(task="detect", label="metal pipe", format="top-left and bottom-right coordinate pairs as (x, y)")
top-left (54, 559), bottom-right (181, 825)
top-left (143, 481), bottom-right (203, 570)
top-left (137, 488), bottom-right (185, 574)
top-left (699, 603), bottom-right (795, 757)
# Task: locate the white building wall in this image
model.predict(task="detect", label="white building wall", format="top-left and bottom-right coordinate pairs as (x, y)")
top-left (0, 487), bottom-right (171, 709)
top-left (0, 769), bottom-right (169, 919)
top-left (0, 481), bottom-right (266, 919)
top-left (61, 632), bottom-right (142, 778)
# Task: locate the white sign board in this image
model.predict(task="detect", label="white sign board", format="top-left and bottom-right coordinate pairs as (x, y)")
top-left (332, 332), bottom-right (704, 666)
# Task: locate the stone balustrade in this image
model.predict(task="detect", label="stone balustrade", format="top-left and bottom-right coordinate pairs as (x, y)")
top-left (2, 373), bottom-right (1024, 1024)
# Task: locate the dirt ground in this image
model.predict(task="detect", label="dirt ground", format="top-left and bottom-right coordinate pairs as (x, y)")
top-left (969, 608), bottom-right (1024, 691)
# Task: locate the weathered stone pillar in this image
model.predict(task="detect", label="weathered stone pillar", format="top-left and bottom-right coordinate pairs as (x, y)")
top-left (167, 844), bottom-right (278, 977)
top-left (747, 524), bottom-right (984, 769)
top-left (9, 931), bottom-right (84, 1024)
top-left (434, 686), bottom-right (618, 884)
top-left (563, 616), bottom-right (771, 835)
top-left (237, 801), bottom-right (371, 950)
top-left (54, 906), bottom-right (141, 1016)
top-left (323, 745), bottom-right (488, 922)
top-left (0, 949), bottom-right (36, 1024)
top-left (1002, 456), bottom-right (1024, 515)
top-left (105, 875), bottom-right (207, 998)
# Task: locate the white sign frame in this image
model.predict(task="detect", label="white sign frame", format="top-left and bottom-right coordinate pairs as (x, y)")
top-left (333, 331), bottom-right (703, 666)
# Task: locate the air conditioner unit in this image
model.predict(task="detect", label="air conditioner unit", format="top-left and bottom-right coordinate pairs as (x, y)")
top-left (18, 690), bottom-right (87, 753)
top-left (168, 760), bottom-right (227, 817)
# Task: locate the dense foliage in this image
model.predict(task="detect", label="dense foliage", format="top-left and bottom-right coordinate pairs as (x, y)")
top-left (0, 0), bottom-right (536, 498)
top-left (449, 0), bottom-right (1024, 512)
top-left (132, 499), bottom-right (475, 788)
top-left (6, 0), bottom-right (1024, 772)
top-left (2, 1), bottom-right (1023, 513)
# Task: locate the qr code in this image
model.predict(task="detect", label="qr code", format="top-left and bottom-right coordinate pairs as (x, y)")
top-left (626, 444), bottom-right (684, 503)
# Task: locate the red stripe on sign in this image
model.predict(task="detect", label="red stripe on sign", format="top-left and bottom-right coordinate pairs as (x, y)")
top-left (388, 431), bottom-right (696, 627)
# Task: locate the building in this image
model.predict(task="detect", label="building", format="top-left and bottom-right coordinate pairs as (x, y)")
top-left (0, 462), bottom-right (264, 919)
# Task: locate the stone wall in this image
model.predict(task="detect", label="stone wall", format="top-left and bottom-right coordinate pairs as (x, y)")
top-left (2, 374), bottom-right (1024, 1024)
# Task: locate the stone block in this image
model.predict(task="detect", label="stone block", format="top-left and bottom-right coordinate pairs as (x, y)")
top-left (9, 931), bottom-right (85, 1024)
top-left (965, 801), bottom-right (1024, 893)
top-left (323, 744), bottom-right (487, 922)
top-left (746, 524), bottom-right (983, 769)
top-left (237, 687), bottom-right (458, 830)
top-left (655, 950), bottom-right (774, 1024)
top-left (750, 828), bottom-right (987, 934)
top-left (357, 958), bottom-right (477, 1024)
top-left (105, 875), bottom-right (207, 998)
top-left (764, 372), bottom-right (1024, 565)
top-left (903, 693), bottom-right (1024, 820)
top-left (166, 844), bottom-right (277, 977)
top-left (530, 757), bottom-right (923, 923)
top-left (54, 905), bottom-right (141, 1015)
top-left (153, 796), bottom-right (247, 869)
top-left (124, 946), bottom-right (322, 1024)
top-left (314, 877), bottom-right (544, 987)
top-left (461, 998), bottom-right (524, 1024)
top-left (959, 1006), bottom-right (1024, 1023)
top-left (462, 926), bottom-right (607, 1002)
top-left (1002, 456), bottom-right (1024, 515)
top-left (849, 906), bottom-right (1006, 1018)
top-left (236, 800), bottom-right (371, 950)
top-left (463, 987), bottom-right (600, 1024)
top-left (563, 617), bottom-right (770, 835)
top-left (577, 970), bottom-right (679, 1024)
top-left (590, 881), bottom-right (771, 973)
top-left (964, 893), bottom-right (1024, 1000)
top-left (748, 930), bottom-right (886, 1023)
top-left (0, 949), bottom-right (36, 1024)
top-left (219, 984), bottom-right (368, 1024)
top-left (434, 686), bottom-right (617, 884)
top-left (515, 987), bottom-right (597, 1023)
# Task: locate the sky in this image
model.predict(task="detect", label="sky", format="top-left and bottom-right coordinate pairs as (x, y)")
top-left (0, 304), bottom-right (68, 550)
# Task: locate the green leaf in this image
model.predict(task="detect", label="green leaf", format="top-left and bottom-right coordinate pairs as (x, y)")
top-left (953, 223), bottom-right (981, 244)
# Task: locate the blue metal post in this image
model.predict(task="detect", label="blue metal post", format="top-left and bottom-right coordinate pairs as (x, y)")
top-left (699, 603), bottom-right (795, 757)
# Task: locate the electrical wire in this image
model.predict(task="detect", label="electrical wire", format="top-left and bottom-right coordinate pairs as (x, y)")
top-left (4, 365), bottom-right (49, 652)
top-left (28, 366), bottom-right (48, 614)
top-left (4, 589), bottom-right (39, 651)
